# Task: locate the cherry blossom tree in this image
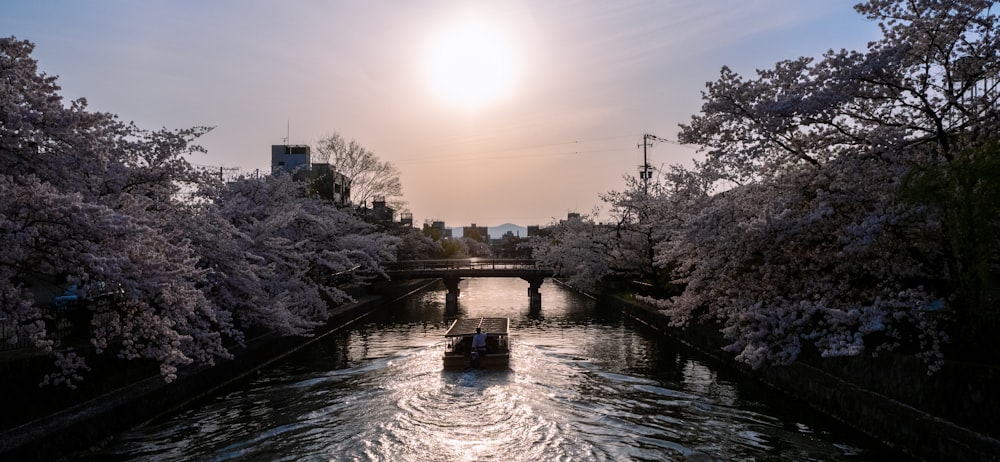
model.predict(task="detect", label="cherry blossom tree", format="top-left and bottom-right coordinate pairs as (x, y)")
top-left (525, 167), bottom-right (711, 292)
top-left (462, 236), bottom-right (493, 258)
top-left (1, 37), bottom-right (402, 387)
top-left (652, 0), bottom-right (999, 370)
top-left (192, 173), bottom-right (398, 336)
top-left (394, 227), bottom-right (445, 260)
top-left (647, 155), bottom-right (950, 369)
top-left (527, 213), bottom-right (614, 292)
top-left (600, 167), bottom-right (714, 285)
top-left (437, 236), bottom-right (492, 259)
top-left (2, 37), bottom-right (231, 385)
top-left (600, 176), bottom-right (661, 281)
top-left (681, 0), bottom-right (998, 185)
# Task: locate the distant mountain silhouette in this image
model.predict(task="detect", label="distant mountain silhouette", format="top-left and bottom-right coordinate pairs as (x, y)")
top-left (489, 223), bottom-right (528, 238)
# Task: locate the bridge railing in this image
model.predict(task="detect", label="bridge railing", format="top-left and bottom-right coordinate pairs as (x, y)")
top-left (385, 258), bottom-right (550, 272)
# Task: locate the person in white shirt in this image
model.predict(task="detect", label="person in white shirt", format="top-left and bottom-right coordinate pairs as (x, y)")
top-left (471, 327), bottom-right (488, 356)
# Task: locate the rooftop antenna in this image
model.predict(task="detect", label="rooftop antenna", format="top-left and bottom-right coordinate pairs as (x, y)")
top-left (282, 120), bottom-right (290, 145)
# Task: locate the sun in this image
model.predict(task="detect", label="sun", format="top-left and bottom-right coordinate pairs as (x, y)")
top-left (425, 20), bottom-right (517, 108)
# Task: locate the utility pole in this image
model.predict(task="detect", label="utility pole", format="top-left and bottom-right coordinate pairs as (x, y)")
top-left (638, 133), bottom-right (660, 195)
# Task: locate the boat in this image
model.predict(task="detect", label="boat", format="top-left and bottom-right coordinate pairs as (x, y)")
top-left (442, 317), bottom-right (510, 369)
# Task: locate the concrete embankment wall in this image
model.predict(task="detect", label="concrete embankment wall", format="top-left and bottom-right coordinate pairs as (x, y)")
top-left (0, 279), bottom-right (436, 462)
top-left (604, 293), bottom-right (1000, 462)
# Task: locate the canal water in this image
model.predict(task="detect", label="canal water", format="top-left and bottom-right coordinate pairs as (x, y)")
top-left (79, 278), bottom-right (903, 461)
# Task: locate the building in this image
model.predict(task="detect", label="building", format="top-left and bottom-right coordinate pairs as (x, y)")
top-left (462, 223), bottom-right (490, 243)
top-left (490, 230), bottom-right (530, 258)
top-left (309, 163), bottom-right (352, 207)
top-left (271, 144), bottom-right (311, 180)
top-left (399, 212), bottom-right (413, 228)
top-left (423, 221), bottom-right (452, 240)
top-left (270, 145), bottom-right (352, 207)
top-left (368, 199), bottom-right (394, 223)
top-left (355, 199), bottom-right (414, 229)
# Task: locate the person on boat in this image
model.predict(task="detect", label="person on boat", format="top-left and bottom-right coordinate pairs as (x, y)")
top-left (471, 327), bottom-right (488, 356)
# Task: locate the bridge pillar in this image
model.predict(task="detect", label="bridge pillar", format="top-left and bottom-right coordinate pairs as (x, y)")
top-left (523, 276), bottom-right (544, 308)
top-left (443, 273), bottom-right (462, 305)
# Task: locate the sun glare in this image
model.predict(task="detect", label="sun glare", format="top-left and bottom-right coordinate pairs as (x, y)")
top-left (425, 21), bottom-right (517, 108)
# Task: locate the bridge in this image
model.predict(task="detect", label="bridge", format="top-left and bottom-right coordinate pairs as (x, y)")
top-left (384, 258), bottom-right (555, 305)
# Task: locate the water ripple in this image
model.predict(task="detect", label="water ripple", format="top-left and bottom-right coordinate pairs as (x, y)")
top-left (79, 278), bottom-right (897, 462)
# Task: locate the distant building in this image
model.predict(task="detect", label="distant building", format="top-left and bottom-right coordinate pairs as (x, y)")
top-left (271, 144), bottom-right (311, 180)
top-left (463, 223), bottom-right (490, 243)
top-left (527, 225), bottom-right (541, 236)
top-left (423, 221), bottom-right (451, 240)
top-left (369, 199), bottom-right (394, 223)
top-left (270, 145), bottom-right (352, 207)
top-left (399, 212), bottom-right (413, 228)
top-left (491, 230), bottom-right (530, 258)
top-left (309, 163), bottom-right (351, 207)
top-left (356, 199), bottom-right (415, 230)
top-left (555, 212), bottom-right (584, 225)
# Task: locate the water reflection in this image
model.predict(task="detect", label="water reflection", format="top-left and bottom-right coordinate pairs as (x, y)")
top-left (79, 278), bottom-right (900, 461)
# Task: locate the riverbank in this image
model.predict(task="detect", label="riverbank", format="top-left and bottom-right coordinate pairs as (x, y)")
top-left (0, 279), bottom-right (437, 462)
top-left (603, 292), bottom-right (1000, 462)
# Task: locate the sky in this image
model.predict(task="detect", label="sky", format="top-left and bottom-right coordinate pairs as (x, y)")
top-left (3, 1), bottom-right (882, 227)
